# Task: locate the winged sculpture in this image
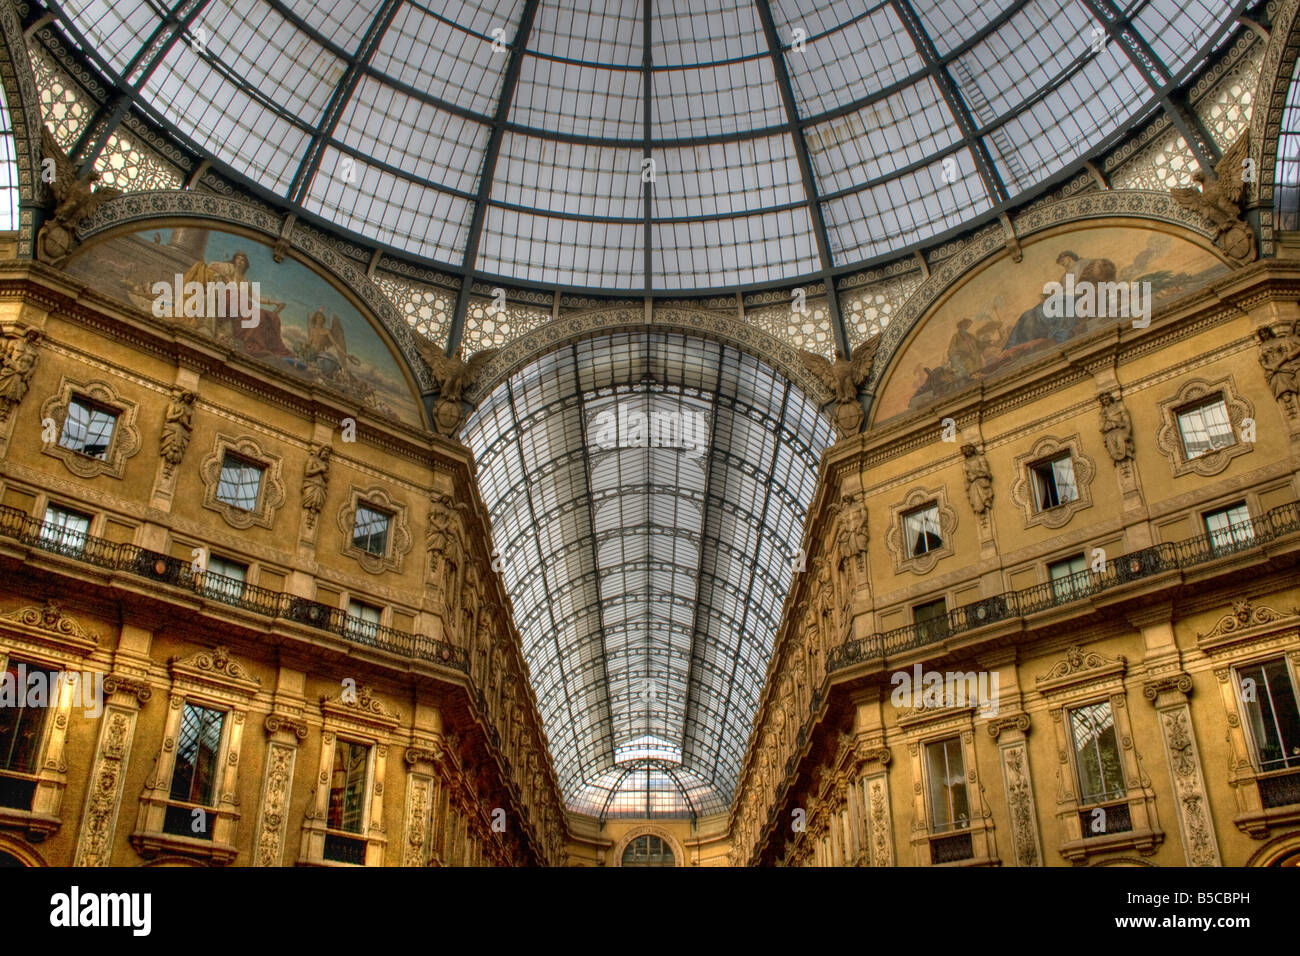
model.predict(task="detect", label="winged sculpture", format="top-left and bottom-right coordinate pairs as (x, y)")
top-left (414, 340), bottom-right (500, 437)
top-left (1170, 132), bottom-right (1255, 265)
top-left (36, 127), bottom-right (123, 265)
top-left (798, 338), bottom-right (879, 438)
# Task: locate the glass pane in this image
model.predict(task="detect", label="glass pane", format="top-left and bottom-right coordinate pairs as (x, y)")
top-left (39, 507), bottom-right (91, 555)
top-left (217, 455), bottom-right (264, 510)
top-left (169, 703), bottom-right (225, 806)
top-left (904, 505), bottom-right (941, 556)
top-left (58, 398), bottom-right (118, 459)
top-left (1070, 701), bottom-right (1126, 803)
top-left (353, 505), bottom-right (391, 555)
top-left (0, 660), bottom-right (57, 773)
top-left (1204, 503), bottom-right (1254, 549)
top-left (1177, 398), bottom-right (1235, 459)
top-left (328, 740), bottom-right (369, 833)
top-left (926, 737), bottom-right (968, 832)
top-left (1051, 456), bottom-right (1077, 504)
top-left (1239, 659), bottom-right (1300, 771)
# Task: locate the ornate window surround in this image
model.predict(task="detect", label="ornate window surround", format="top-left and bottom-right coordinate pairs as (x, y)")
top-left (130, 645), bottom-right (261, 865)
top-left (610, 824), bottom-right (687, 867)
top-left (898, 704), bottom-right (998, 866)
top-left (1196, 598), bottom-right (1300, 838)
top-left (1008, 434), bottom-right (1096, 530)
top-left (1154, 376), bottom-right (1254, 478)
top-left (198, 434), bottom-right (286, 530)
top-left (885, 486), bottom-right (957, 576)
top-left (298, 685), bottom-right (400, 867)
top-left (39, 376), bottom-right (141, 480)
top-left (0, 600), bottom-right (99, 841)
top-left (336, 486), bottom-right (412, 575)
top-left (1034, 646), bottom-right (1163, 864)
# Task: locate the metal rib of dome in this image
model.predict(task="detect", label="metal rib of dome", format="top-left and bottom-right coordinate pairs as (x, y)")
top-left (462, 333), bottom-right (833, 816)
top-left (48, 0), bottom-right (1241, 295)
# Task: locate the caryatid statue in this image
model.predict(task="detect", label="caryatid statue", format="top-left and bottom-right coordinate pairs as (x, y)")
top-left (1098, 392), bottom-right (1136, 464)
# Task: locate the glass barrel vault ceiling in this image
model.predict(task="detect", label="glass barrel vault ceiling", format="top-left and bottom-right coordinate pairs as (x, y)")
top-left (463, 334), bottom-right (834, 816)
top-left (49, 0), bottom-right (1240, 293)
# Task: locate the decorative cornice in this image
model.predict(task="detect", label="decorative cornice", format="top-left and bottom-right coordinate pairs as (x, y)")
top-left (0, 599), bottom-right (98, 645)
top-left (987, 713), bottom-right (1032, 739)
top-left (102, 673), bottom-right (152, 704)
top-left (1142, 673), bottom-right (1194, 703)
top-left (263, 713), bottom-right (309, 740)
top-left (1036, 645), bottom-right (1127, 694)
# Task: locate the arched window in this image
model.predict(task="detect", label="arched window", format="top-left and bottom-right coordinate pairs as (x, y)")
top-left (1275, 59), bottom-right (1300, 231)
top-left (620, 834), bottom-right (676, 867)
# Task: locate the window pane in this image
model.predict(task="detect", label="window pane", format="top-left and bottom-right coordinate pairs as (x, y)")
top-left (39, 506), bottom-right (91, 555)
top-left (1051, 456), bottom-right (1077, 504)
top-left (217, 455), bottom-right (263, 510)
top-left (1204, 503), bottom-right (1254, 549)
top-left (1238, 659), bottom-right (1300, 771)
top-left (58, 398), bottom-right (118, 459)
top-left (353, 505), bottom-right (390, 555)
top-left (347, 600), bottom-right (381, 642)
top-left (1070, 701), bottom-right (1126, 803)
top-left (926, 736), bottom-right (968, 832)
top-left (904, 505), bottom-right (941, 556)
top-left (328, 740), bottom-right (369, 833)
top-left (1049, 553), bottom-right (1089, 601)
top-left (169, 703), bottom-right (225, 806)
top-left (203, 555), bottom-right (248, 602)
top-left (1177, 398), bottom-right (1234, 459)
top-left (0, 660), bottom-right (57, 774)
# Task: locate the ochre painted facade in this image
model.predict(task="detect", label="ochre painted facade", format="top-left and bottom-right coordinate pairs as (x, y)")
top-left (729, 239), bottom-right (1300, 867)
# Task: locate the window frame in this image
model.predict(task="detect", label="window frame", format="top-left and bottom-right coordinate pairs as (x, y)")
top-left (352, 503), bottom-right (393, 558)
top-left (215, 452), bottom-right (265, 512)
top-left (57, 394), bottom-right (119, 461)
top-left (923, 735), bottom-right (970, 835)
top-left (38, 503), bottom-right (93, 557)
top-left (1233, 656), bottom-right (1300, 774)
top-left (1175, 395), bottom-right (1236, 461)
top-left (1030, 453), bottom-right (1078, 512)
top-left (1203, 502), bottom-right (1255, 551)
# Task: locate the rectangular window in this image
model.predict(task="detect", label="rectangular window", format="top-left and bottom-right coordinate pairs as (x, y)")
top-left (327, 740), bottom-right (370, 834)
top-left (203, 554), bottom-right (248, 602)
top-left (58, 396), bottom-right (118, 459)
top-left (903, 504), bottom-right (942, 558)
top-left (352, 505), bottom-right (391, 556)
top-left (1031, 454), bottom-right (1078, 511)
top-left (1049, 553), bottom-right (1090, 602)
top-left (913, 597), bottom-right (949, 641)
top-left (1069, 701), bottom-right (1127, 805)
top-left (1236, 658), bottom-right (1300, 772)
top-left (169, 702), bottom-right (225, 807)
top-left (0, 658), bottom-right (57, 775)
top-left (1203, 502), bottom-right (1255, 550)
top-left (39, 505), bottom-right (91, 556)
top-left (925, 736), bottom-right (970, 833)
top-left (1176, 396), bottom-right (1235, 459)
top-left (216, 454), bottom-right (263, 511)
top-left (347, 600), bottom-right (382, 642)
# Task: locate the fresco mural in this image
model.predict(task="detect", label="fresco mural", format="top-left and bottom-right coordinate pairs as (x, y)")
top-left (65, 227), bottom-right (421, 425)
top-left (873, 225), bottom-right (1230, 422)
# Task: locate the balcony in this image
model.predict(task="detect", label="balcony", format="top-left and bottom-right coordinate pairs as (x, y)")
top-left (0, 505), bottom-right (469, 673)
top-left (827, 501), bottom-right (1300, 674)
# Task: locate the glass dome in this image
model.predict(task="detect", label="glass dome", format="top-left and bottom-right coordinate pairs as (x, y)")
top-left (49, 0), bottom-right (1238, 294)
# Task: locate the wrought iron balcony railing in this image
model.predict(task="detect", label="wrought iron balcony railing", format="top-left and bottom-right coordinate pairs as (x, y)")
top-left (0, 505), bottom-right (469, 672)
top-left (826, 501), bottom-right (1300, 674)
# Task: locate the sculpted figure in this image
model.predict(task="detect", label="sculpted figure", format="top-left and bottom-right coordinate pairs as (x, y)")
top-left (961, 443), bottom-right (994, 515)
top-left (799, 339), bottom-right (880, 437)
top-left (1098, 392), bottom-right (1135, 464)
top-left (159, 390), bottom-right (195, 471)
top-left (0, 329), bottom-right (40, 419)
top-left (300, 442), bottom-right (331, 526)
top-left (1257, 325), bottom-right (1300, 412)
